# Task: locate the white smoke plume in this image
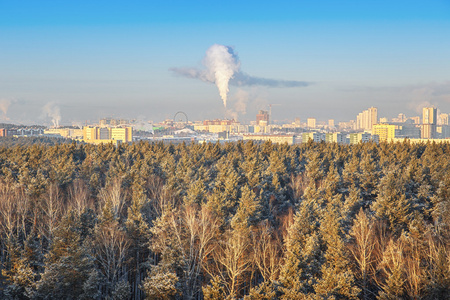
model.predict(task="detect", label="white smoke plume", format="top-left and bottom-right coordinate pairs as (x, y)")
top-left (0, 99), bottom-right (12, 120)
top-left (171, 44), bottom-right (310, 108)
top-left (43, 102), bottom-right (61, 128)
top-left (204, 44), bottom-right (240, 108)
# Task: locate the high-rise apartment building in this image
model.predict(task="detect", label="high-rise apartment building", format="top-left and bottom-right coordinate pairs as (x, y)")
top-left (356, 107), bottom-right (378, 131)
top-left (422, 107), bottom-right (437, 139)
top-left (439, 113), bottom-right (448, 125)
top-left (307, 118), bottom-right (316, 128)
top-left (256, 110), bottom-right (269, 126)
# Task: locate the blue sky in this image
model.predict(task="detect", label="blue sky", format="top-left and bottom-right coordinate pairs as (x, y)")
top-left (1, 0), bottom-right (450, 125)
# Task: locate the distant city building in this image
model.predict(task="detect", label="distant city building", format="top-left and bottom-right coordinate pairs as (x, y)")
top-left (256, 110), bottom-right (269, 126)
top-left (392, 113), bottom-right (407, 123)
top-left (338, 120), bottom-right (355, 130)
top-left (302, 132), bottom-right (325, 143)
top-left (422, 107), bottom-right (437, 139)
top-left (10, 128), bottom-right (44, 136)
top-left (325, 132), bottom-right (346, 144)
top-left (356, 107), bottom-right (378, 131)
top-left (44, 128), bottom-right (83, 138)
top-left (307, 118), bottom-right (316, 128)
top-left (197, 119), bottom-right (247, 134)
top-left (243, 134), bottom-right (294, 145)
top-left (439, 113), bottom-right (448, 125)
top-left (396, 124), bottom-right (421, 139)
top-left (82, 126), bottom-right (132, 143)
top-left (99, 118), bottom-right (129, 126)
top-left (328, 119), bottom-right (335, 127)
top-left (294, 118), bottom-right (301, 126)
top-left (410, 116), bottom-right (420, 124)
top-left (350, 132), bottom-right (373, 144)
top-left (0, 128), bottom-right (7, 137)
top-left (437, 125), bottom-right (450, 139)
top-left (373, 124), bottom-right (396, 142)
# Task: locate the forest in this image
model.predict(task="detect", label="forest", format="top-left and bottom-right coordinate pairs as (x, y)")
top-left (0, 140), bottom-right (449, 299)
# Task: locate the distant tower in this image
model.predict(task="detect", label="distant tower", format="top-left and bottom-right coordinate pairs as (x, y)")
top-left (307, 118), bottom-right (316, 128)
top-left (356, 107), bottom-right (377, 131)
top-left (256, 110), bottom-right (269, 126)
top-left (422, 107), bottom-right (437, 139)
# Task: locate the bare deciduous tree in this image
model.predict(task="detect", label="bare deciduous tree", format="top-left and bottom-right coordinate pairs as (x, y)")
top-left (68, 179), bottom-right (92, 215)
top-left (349, 209), bottom-right (377, 300)
top-left (251, 222), bottom-right (283, 283)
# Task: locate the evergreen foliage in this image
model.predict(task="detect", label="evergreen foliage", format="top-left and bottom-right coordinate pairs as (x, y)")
top-left (0, 140), bottom-right (449, 299)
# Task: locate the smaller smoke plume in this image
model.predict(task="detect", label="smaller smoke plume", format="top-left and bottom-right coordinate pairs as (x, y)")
top-left (0, 99), bottom-right (12, 120)
top-left (170, 44), bottom-right (310, 108)
top-left (225, 89), bottom-right (248, 121)
top-left (43, 102), bottom-right (61, 128)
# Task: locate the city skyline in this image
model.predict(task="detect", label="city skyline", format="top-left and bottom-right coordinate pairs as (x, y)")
top-left (1, 1), bottom-right (450, 125)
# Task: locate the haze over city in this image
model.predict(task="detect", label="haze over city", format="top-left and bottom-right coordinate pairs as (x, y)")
top-left (1, 1), bottom-right (450, 126)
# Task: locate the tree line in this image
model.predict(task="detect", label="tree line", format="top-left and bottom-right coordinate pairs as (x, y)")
top-left (0, 140), bottom-right (449, 299)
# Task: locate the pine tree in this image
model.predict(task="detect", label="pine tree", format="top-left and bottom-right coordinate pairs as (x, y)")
top-left (35, 211), bottom-right (100, 300)
top-left (279, 204), bottom-right (322, 299)
top-left (126, 181), bottom-right (151, 300)
top-left (371, 167), bottom-right (411, 235)
top-left (314, 194), bottom-right (360, 299)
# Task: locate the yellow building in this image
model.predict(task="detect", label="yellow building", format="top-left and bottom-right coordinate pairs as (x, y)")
top-left (372, 124), bottom-right (396, 142)
top-left (83, 127), bottom-right (98, 140)
top-left (193, 124), bottom-right (209, 132)
top-left (83, 126), bottom-right (132, 143)
top-left (208, 124), bottom-right (230, 133)
top-left (110, 127), bottom-right (132, 142)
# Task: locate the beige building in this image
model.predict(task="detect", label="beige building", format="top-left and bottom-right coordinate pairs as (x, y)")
top-left (391, 138), bottom-right (450, 144)
top-left (356, 107), bottom-right (378, 131)
top-left (307, 118), bottom-right (316, 128)
top-left (439, 113), bottom-right (449, 125)
top-left (44, 128), bottom-right (83, 138)
top-left (422, 107), bottom-right (437, 139)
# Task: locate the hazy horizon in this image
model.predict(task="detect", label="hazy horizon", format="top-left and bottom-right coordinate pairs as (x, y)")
top-left (1, 1), bottom-right (450, 126)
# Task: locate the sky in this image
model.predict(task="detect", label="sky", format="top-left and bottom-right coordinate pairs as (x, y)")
top-left (1, 0), bottom-right (450, 125)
